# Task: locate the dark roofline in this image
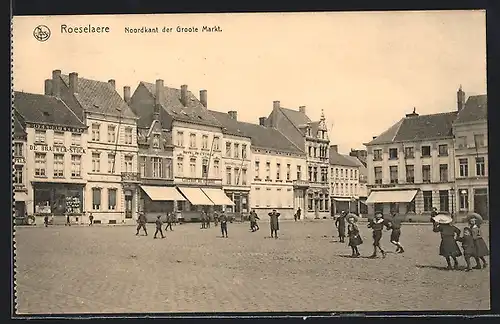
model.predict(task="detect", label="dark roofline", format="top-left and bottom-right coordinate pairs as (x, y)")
top-left (363, 134), bottom-right (454, 146)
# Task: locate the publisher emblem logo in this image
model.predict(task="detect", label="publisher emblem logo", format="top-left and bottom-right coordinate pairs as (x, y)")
top-left (33, 25), bottom-right (51, 42)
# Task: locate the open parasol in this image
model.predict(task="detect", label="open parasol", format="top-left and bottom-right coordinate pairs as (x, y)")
top-left (345, 213), bottom-right (359, 222)
top-left (432, 214), bottom-right (453, 224)
top-left (466, 212), bottom-right (483, 224)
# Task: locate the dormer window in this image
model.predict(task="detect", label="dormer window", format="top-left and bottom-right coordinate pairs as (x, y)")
top-left (152, 134), bottom-right (160, 148)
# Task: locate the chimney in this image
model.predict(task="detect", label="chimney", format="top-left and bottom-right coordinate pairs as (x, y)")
top-left (228, 111), bottom-right (238, 121)
top-left (299, 106), bottom-right (306, 114)
top-left (405, 107), bottom-right (419, 118)
top-left (269, 100), bottom-right (280, 127)
top-left (372, 136), bottom-right (377, 140)
top-left (123, 86), bottom-right (131, 105)
top-left (44, 79), bottom-right (52, 96)
top-left (259, 117), bottom-right (266, 126)
top-left (51, 69), bottom-right (61, 97)
top-left (273, 100), bottom-right (280, 110)
top-left (154, 79), bottom-right (164, 118)
top-left (457, 85), bottom-right (466, 111)
top-left (200, 89), bottom-right (207, 108)
top-left (181, 84), bottom-right (188, 107)
top-left (108, 79), bottom-right (116, 89)
top-left (69, 72), bottom-right (78, 93)
top-left (330, 145), bottom-right (338, 153)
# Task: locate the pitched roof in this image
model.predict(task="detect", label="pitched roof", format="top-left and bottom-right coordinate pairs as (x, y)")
top-left (60, 75), bottom-right (136, 118)
top-left (367, 111), bottom-right (457, 145)
top-left (329, 149), bottom-right (360, 167)
top-left (142, 82), bottom-right (221, 128)
top-left (455, 95), bottom-right (487, 124)
top-left (13, 110), bottom-right (26, 136)
top-left (279, 107), bottom-right (311, 126)
top-left (344, 155), bottom-right (367, 176)
top-left (209, 110), bottom-right (304, 154)
top-left (13, 91), bottom-right (85, 128)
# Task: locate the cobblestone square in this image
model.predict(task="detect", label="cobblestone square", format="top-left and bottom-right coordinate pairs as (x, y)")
top-left (14, 220), bottom-right (490, 314)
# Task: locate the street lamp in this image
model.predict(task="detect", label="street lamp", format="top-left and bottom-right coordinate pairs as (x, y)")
top-left (461, 189), bottom-right (468, 213)
top-left (450, 188), bottom-right (455, 220)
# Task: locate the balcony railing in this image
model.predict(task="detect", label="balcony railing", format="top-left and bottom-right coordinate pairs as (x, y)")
top-left (121, 172), bottom-right (141, 183)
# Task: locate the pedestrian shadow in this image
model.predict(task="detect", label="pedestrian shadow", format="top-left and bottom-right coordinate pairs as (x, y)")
top-left (415, 264), bottom-right (466, 271)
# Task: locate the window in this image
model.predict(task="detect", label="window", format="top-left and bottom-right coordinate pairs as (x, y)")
top-left (423, 191), bottom-right (433, 212)
top-left (308, 166), bottom-right (312, 181)
top-left (71, 133), bottom-right (81, 146)
top-left (177, 157), bottom-right (183, 176)
top-left (459, 189), bottom-right (469, 210)
top-left (254, 161), bottom-right (260, 178)
top-left (297, 165), bottom-right (301, 180)
top-left (374, 167), bottom-right (382, 184)
top-left (439, 190), bottom-right (449, 212)
top-left (213, 160), bottom-right (219, 176)
top-left (201, 135), bottom-right (208, 149)
top-left (276, 163), bottom-right (281, 180)
top-left (152, 134), bottom-right (160, 148)
top-left (308, 193), bottom-right (313, 211)
top-left (190, 158), bottom-right (196, 177)
top-left (389, 148), bottom-right (398, 160)
top-left (405, 165), bottom-right (414, 183)
top-left (242, 144), bottom-right (247, 159)
top-left (421, 145), bottom-right (431, 157)
top-left (407, 201), bottom-right (416, 213)
top-left (354, 184), bottom-right (358, 194)
top-left (374, 203), bottom-right (384, 214)
top-left (226, 142), bottom-right (231, 157)
top-left (308, 146), bottom-right (312, 157)
top-left (474, 134), bottom-right (485, 148)
top-left (456, 136), bottom-right (467, 149)
top-left (459, 158), bottom-right (469, 177)
top-left (108, 154), bottom-right (116, 173)
top-left (108, 188), bottom-right (117, 210)
top-left (335, 168), bottom-right (339, 179)
top-left (176, 131), bottom-right (184, 146)
top-left (152, 157), bottom-right (163, 178)
top-left (202, 159), bottom-right (208, 178)
top-left (439, 164), bottom-right (448, 182)
top-left (350, 169), bottom-right (353, 179)
top-left (35, 130), bottom-right (46, 144)
top-left (164, 159), bottom-right (172, 179)
top-left (14, 165), bottom-right (23, 184)
top-left (14, 142), bottom-right (24, 157)
top-left (335, 182), bottom-right (339, 195)
top-left (340, 183), bottom-right (344, 195)
top-left (190, 133), bottom-right (196, 148)
top-left (107, 125), bottom-right (116, 143)
top-left (390, 203), bottom-right (399, 214)
top-left (71, 155), bottom-right (81, 177)
top-left (476, 157), bottom-right (485, 176)
top-left (286, 164), bottom-right (291, 180)
top-left (234, 168), bottom-right (240, 184)
top-left (404, 147), bottom-right (414, 159)
top-left (35, 153), bottom-right (46, 176)
top-left (91, 124), bottom-right (100, 141)
top-left (92, 188), bottom-right (101, 210)
top-left (53, 154), bottom-right (64, 177)
top-left (422, 165), bottom-right (431, 183)
top-left (213, 136), bottom-right (220, 150)
top-left (139, 156), bottom-right (146, 177)
top-left (373, 149), bottom-right (382, 161)
top-left (354, 170), bottom-right (357, 179)
top-left (124, 127), bottom-right (133, 145)
top-left (53, 131), bottom-right (65, 146)
top-left (242, 169), bottom-right (247, 185)
top-left (389, 166), bottom-right (398, 184)
top-left (266, 162), bottom-right (271, 180)
top-left (313, 167), bottom-right (318, 182)
top-left (124, 156), bottom-right (133, 173)
top-left (232, 143), bottom-right (239, 158)
top-left (321, 167), bottom-right (328, 183)
top-left (340, 169), bottom-right (344, 178)
top-left (91, 153), bottom-right (100, 172)
top-left (438, 144), bottom-right (448, 156)
top-left (226, 167), bottom-right (232, 185)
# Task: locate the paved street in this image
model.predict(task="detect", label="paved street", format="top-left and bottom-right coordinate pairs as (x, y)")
top-left (14, 220), bottom-right (490, 314)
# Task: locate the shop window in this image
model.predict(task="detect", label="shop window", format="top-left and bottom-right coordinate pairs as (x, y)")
top-left (92, 188), bottom-right (102, 210)
top-left (108, 188), bottom-right (117, 210)
top-left (308, 194), bottom-right (313, 211)
top-left (407, 200), bottom-right (416, 213)
top-left (374, 203), bottom-right (383, 214)
top-left (439, 190), bottom-right (449, 212)
top-left (423, 191), bottom-right (433, 212)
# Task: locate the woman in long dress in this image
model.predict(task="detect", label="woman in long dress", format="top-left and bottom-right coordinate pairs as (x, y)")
top-left (432, 216), bottom-right (462, 270)
top-left (468, 216), bottom-right (489, 269)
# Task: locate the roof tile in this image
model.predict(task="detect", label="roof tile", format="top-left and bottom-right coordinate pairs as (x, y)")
top-left (455, 95), bottom-right (487, 124)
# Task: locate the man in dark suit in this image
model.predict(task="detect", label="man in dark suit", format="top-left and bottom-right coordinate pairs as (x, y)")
top-left (268, 209), bottom-right (281, 239)
top-left (136, 212), bottom-right (148, 236)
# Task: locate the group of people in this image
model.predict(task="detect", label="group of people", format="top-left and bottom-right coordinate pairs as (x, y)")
top-left (135, 212), bottom-right (176, 239)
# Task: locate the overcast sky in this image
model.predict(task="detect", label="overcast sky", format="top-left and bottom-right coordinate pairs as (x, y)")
top-left (13, 11), bottom-right (486, 153)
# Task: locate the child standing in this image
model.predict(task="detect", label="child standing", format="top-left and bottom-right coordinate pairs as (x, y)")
top-left (467, 215), bottom-right (489, 269)
top-left (456, 227), bottom-right (476, 271)
top-left (346, 214), bottom-right (362, 257)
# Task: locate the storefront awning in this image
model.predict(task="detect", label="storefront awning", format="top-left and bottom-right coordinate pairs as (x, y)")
top-left (140, 185), bottom-right (186, 201)
top-left (366, 190), bottom-right (418, 204)
top-left (177, 187), bottom-right (214, 205)
top-left (333, 197), bottom-right (354, 202)
top-left (201, 188), bottom-right (235, 206)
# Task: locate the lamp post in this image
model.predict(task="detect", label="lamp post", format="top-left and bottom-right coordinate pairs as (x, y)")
top-left (450, 188), bottom-right (455, 220)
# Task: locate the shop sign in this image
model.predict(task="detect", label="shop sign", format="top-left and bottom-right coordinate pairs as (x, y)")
top-left (29, 144), bottom-right (86, 154)
top-left (29, 123), bottom-right (85, 133)
top-left (14, 157), bottom-right (26, 164)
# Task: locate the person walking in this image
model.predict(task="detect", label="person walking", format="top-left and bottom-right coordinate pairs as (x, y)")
top-left (432, 214), bottom-right (462, 270)
top-left (44, 214), bottom-right (49, 227)
top-left (467, 214), bottom-right (489, 269)
top-left (88, 212), bottom-right (94, 226)
top-left (335, 211), bottom-right (347, 243)
top-left (206, 211), bottom-right (211, 228)
top-left (213, 211), bottom-right (219, 226)
top-left (136, 212), bottom-right (148, 236)
top-left (165, 212), bottom-right (174, 231)
top-left (65, 214), bottom-right (71, 226)
top-left (346, 214), bottom-right (363, 257)
top-left (367, 213), bottom-right (387, 258)
top-left (200, 210), bottom-right (206, 229)
top-left (268, 209), bottom-right (281, 239)
top-left (387, 211), bottom-right (405, 253)
top-left (220, 211), bottom-right (228, 238)
top-left (296, 207), bottom-right (301, 221)
top-left (456, 227), bottom-right (476, 272)
top-left (249, 209), bottom-right (260, 232)
top-left (430, 207), bottom-right (438, 223)
top-left (154, 215), bottom-right (165, 239)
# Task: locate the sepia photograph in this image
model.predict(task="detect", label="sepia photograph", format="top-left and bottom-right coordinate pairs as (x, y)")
top-left (11, 11), bottom-right (489, 315)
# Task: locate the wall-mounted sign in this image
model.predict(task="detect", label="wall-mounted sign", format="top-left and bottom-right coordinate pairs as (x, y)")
top-left (28, 123), bottom-right (85, 133)
top-left (14, 157), bottom-right (26, 164)
top-left (29, 144), bottom-right (86, 154)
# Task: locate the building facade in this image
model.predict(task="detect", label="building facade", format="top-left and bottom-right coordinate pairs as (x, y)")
top-left (14, 91), bottom-right (88, 224)
top-left (13, 110), bottom-right (28, 218)
top-left (452, 91), bottom-right (488, 219)
top-left (365, 108), bottom-right (457, 217)
top-left (265, 104), bottom-right (330, 219)
top-left (50, 70), bottom-right (140, 224)
top-left (329, 145), bottom-right (361, 215)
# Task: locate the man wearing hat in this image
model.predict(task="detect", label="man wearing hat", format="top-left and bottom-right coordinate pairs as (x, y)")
top-left (335, 211), bottom-right (347, 243)
top-left (136, 211), bottom-right (148, 236)
top-left (367, 213), bottom-right (387, 258)
top-left (268, 209), bottom-right (281, 239)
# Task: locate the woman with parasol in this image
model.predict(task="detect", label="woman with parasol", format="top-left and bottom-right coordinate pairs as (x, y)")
top-left (346, 213), bottom-right (363, 257)
top-left (432, 214), bottom-right (462, 270)
top-left (466, 213), bottom-right (489, 269)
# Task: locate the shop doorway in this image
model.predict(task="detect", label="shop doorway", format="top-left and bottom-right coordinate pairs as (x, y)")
top-left (15, 201), bottom-right (26, 218)
top-left (125, 190), bottom-right (133, 219)
top-left (474, 188), bottom-right (489, 220)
